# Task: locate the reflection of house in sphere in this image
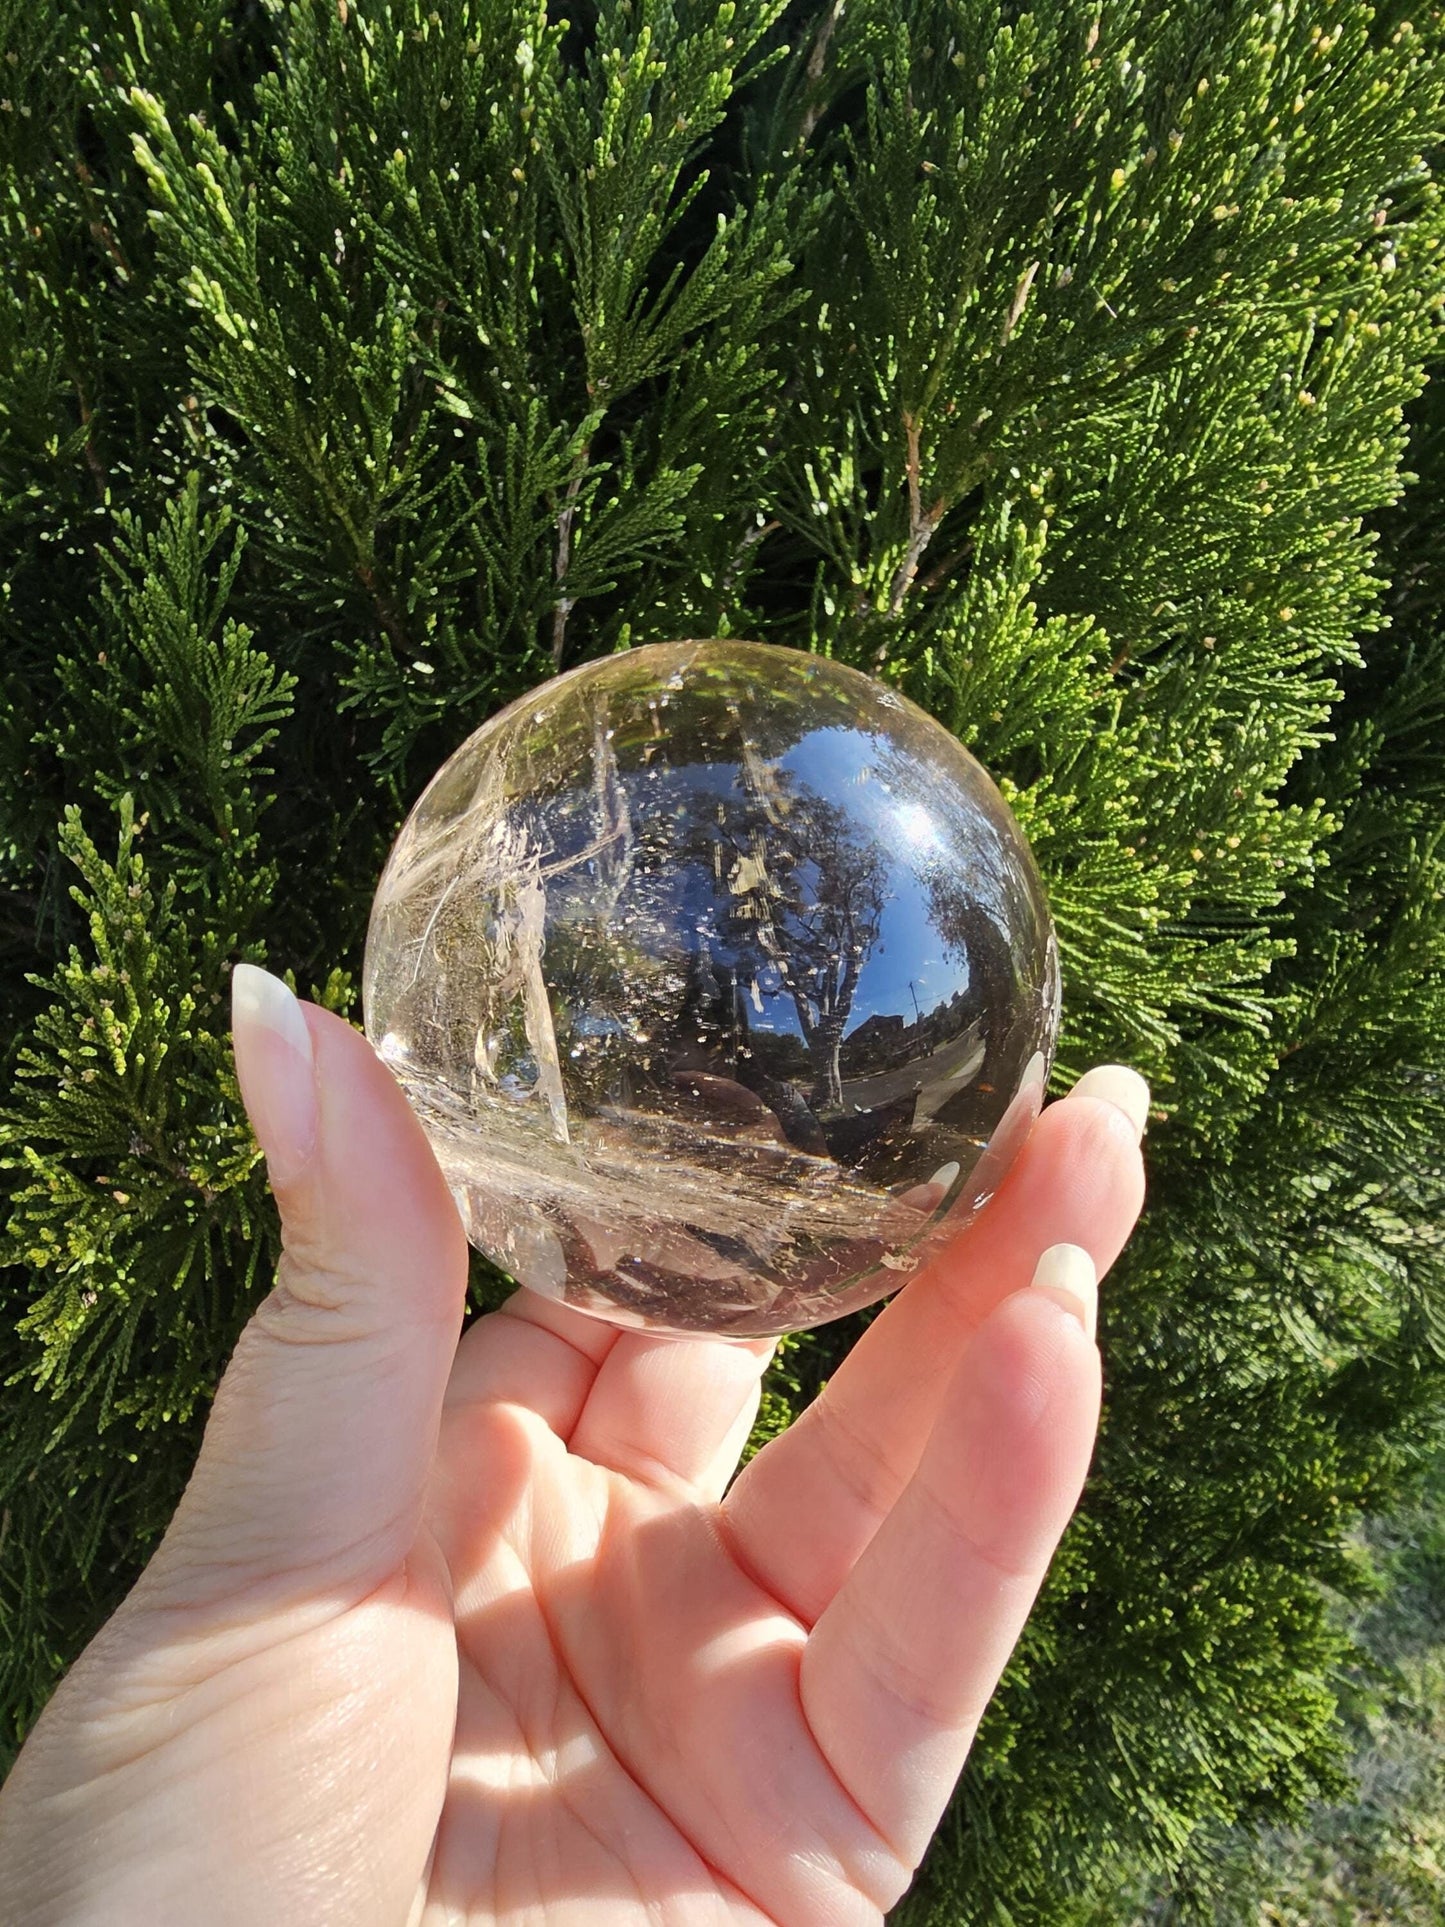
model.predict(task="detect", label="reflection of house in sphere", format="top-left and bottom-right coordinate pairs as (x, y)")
top-left (833, 991), bottom-right (986, 1158)
top-left (363, 640), bottom-right (1061, 1338)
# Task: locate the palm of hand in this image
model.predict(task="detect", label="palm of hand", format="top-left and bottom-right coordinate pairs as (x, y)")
top-left (418, 1306), bottom-right (903, 1927)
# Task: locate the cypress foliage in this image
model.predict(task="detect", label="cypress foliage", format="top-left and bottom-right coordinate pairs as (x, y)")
top-left (1105, 251), bottom-right (1445, 1927)
top-left (1, 3), bottom-right (1441, 1918)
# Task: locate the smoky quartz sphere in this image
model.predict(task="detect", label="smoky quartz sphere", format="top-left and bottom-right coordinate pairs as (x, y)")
top-left (363, 641), bottom-right (1061, 1339)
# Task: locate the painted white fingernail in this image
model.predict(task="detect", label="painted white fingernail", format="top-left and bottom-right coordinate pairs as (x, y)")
top-left (1068, 1063), bottom-right (1150, 1143)
top-left (1019, 1048), bottom-right (1047, 1095)
top-left (1029, 1242), bottom-right (1097, 1341)
top-left (928, 1160), bottom-right (961, 1192)
top-left (231, 964), bottom-right (317, 1187)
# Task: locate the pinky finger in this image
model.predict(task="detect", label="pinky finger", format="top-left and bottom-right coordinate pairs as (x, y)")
top-left (797, 1264), bottom-right (1102, 1875)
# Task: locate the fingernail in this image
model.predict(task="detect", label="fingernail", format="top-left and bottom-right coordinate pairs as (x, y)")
top-left (231, 964), bottom-right (318, 1187)
top-left (1068, 1064), bottom-right (1150, 1143)
top-left (1019, 1048), bottom-right (1047, 1095)
top-left (1029, 1242), bottom-right (1097, 1341)
top-left (928, 1160), bottom-right (961, 1192)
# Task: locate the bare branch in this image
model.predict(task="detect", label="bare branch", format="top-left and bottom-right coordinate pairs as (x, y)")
top-left (551, 452), bottom-right (589, 671)
top-left (1000, 261), bottom-right (1040, 345)
top-left (356, 560), bottom-right (406, 653)
top-left (73, 159), bottom-right (133, 284)
top-left (885, 410), bottom-right (946, 617)
top-left (797, 0), bottom-right (845, 149)
top-left (69, 367), bottom-right (107, 504)
top-left (720, 516), bottom-right (781, 603)
top-left (915, 538), bottom-right (975, 599)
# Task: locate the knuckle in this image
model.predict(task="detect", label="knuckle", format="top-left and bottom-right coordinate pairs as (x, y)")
top-left (247, 1246), bottom-right (377, 1348)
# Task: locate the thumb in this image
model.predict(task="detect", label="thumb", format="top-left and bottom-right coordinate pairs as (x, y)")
top-left (152, 963), bottom-right (468, 1607)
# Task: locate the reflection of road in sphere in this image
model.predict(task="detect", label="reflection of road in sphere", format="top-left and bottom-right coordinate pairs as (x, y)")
top-left (364, 640), bottom-right (1061, 1338)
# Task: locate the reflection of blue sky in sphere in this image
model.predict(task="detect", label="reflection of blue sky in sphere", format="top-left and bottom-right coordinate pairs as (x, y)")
top-left (567, 727), bottom-right (977, 1049)
top-left (776, 725), bottom-right (974, 1040)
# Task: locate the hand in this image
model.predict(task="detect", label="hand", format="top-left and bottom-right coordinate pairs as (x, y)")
top-left (0, 966), bottom-right (1147, 1926)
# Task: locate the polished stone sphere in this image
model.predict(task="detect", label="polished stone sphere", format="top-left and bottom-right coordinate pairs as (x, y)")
top-left (363, 641), bottom-right (1060, 1337)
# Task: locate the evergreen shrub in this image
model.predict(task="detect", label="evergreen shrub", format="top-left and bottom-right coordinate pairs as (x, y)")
top-left (1, 2), bottom-right (1442, 1919)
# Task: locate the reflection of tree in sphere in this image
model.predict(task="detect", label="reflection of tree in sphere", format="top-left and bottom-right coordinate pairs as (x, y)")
top-left (363, 640), bottom-right (1061, 1338)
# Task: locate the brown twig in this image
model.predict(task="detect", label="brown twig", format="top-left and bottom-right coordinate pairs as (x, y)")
top-left (886, 409), bottom-right (946, 617)
top-left (797, 0), bottom-right (844, 149)
top-left (73, 159), bottom-right (133, 284)
top-left (720, 516), bottom-right (781, 603)
top-left (551, 451), bottom-right (589, 670)
top-left (356, 560), bottom-right (407, 653)
top-left (70, 368), bottom-right (107, 503)
top-left (915, 537), bottom-right (974, 598)
top-left (1000, 261), bottom-right (1040, 345)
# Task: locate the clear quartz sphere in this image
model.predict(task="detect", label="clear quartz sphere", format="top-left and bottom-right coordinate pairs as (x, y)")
top-left (363, 640), bottom-right (1061, 1338)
